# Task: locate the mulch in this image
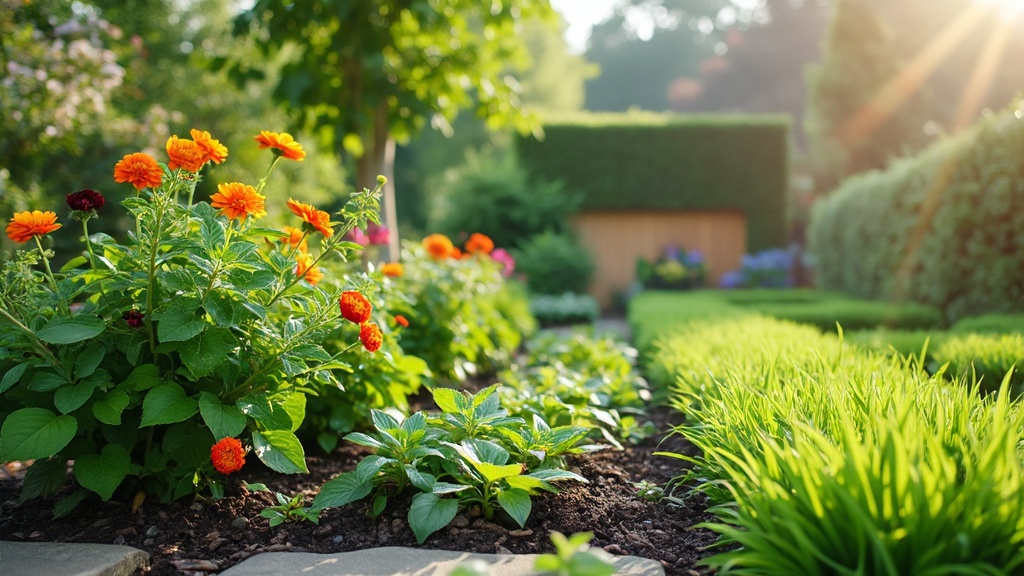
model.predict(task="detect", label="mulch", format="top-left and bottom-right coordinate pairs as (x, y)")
top-left (0, 407), bottom-right (721, 576)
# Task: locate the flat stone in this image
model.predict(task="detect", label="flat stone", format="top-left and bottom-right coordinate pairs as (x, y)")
top-left (0, 540), bottom-right (149, 576)
top-left (218, 546), bottom-right (664, 576)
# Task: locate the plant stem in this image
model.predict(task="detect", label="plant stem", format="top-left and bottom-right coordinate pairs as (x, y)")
top-left (0, 306), bottom-right (62, 368)
top-left (255, 156), bottom-right (282, 196)
top-left (33, 235), bottom-right (69, 315)
top-left (82, 219), bottom-right (98, 269)
top-left (145, 193), bottom-right (169, 355)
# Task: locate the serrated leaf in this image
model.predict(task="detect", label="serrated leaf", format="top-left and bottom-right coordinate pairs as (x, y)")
top-left (226, 269), bottom-right (276, 291)
top-left (181, 327), bottom-right (235, 378)
top-left (36, 316), bottom-right (105, 344)
top-left (252, 429), bottom-right (307, 474)
top-left (496, 488), bottom-right (532, 528)
top-left (311, 470), bottom-right (373, 510)
top-left (0, 408), bottom-right (77, 461)
top-left (156, 302), bottom-right (205, 342)
top-left (73, 444), bottom-right (130, 501)
top-left (92, 389), bottom-right (130, 425)
top-left (140, 383), bottom-right (198, 427)
top-left (199, 392), bottom-right (247, 440)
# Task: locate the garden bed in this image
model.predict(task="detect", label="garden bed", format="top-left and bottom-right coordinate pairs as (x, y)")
top-left (0, 407), bottom-right (718, 576)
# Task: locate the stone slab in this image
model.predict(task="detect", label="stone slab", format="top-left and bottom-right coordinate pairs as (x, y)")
top-left (218, 546), bottom-right (665, 576)
top-left (0, 541), bottom-right (149, 576)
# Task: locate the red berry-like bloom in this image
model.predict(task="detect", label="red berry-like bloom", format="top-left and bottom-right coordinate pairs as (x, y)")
top-left (359, 322), bottom-right (383, 352)
top-left (66, 189), bottom-right (106, 212)
top-left (210, 437), bottom-right (246, 475)
top-left (122, 310), bottom-right (145, 329)
top-left (339, 291), bottom-right (372, 324)
top-left (394, 315), bottom-right (409, 328)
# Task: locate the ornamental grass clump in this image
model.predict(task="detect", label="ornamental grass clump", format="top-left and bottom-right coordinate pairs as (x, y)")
top-left (0, 129), bottom-right (387, 510)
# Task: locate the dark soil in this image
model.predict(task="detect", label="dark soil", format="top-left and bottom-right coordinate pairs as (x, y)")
top-left (0, 408), bottom-right (720, 576)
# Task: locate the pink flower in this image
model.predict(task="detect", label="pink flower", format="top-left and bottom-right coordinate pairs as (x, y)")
top-left (490, 248), bottom-right (516, 277)
top-left (367, 223), bottom-right (390, 246)
top-left (346, 227), bottom-right (369, 246)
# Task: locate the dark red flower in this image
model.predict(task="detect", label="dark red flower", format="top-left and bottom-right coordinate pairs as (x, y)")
top-left (66, 189), bottom-right (106, 212)
top-left (123, 310), bottom-right (145, 329)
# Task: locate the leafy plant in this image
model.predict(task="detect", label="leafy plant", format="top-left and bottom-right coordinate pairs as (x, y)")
top-left (513, 231), bottom-right (594, 296)
top-left (0, 129), bottom-right (385, 509)
top-left (247, 483), bottom-right (320, 527)
top-left (311, 387), bottom-right (587, 543)
top-left (534, 531), bottom-right (615, 576)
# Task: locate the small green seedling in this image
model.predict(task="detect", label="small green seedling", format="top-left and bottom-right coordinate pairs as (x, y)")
top-left (248, 483), bottom-right (320, 527)
top-left (534, 531), bottom-right (616, 576)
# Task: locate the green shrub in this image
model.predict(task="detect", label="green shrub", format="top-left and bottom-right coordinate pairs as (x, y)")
top-left (513, 231), bottom-right (594, 296)
top-left (808, 100), bottom-right (1024, 320)
top-left (529, 292), bottom-right (599, 326)
top-left (950, 313), bottom-right (1024, 335)
top-left (428, 149), bottom-right (581, 251)
top-left (743, 298), bottom-right (944, 332)
top-left (846, 328), bottom-right (943, 360)
top-left (933, 333), bottom-right (1024, 395)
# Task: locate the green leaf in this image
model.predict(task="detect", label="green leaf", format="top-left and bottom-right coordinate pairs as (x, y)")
top-left (278, 392), bottom-right (306, 432)
top-left (18, 458), bottom-right (67, 503)
top-left (0, 408), bottom-right (77, 461)
top-left (311, 470), bottom-right (372, 510)
top-left (496, 488), bottom-right (532, 528)
top-left (236, 394), bottom-right (292, 430)
top-left (1, 363), bottom-right (32, 394)
top-left (27, 370), bottom-right (70, 392)
top-left (404, 465), bottom-right (436, 492)
top-left (408, 492), bottom-right (459, 544)
top-left (73, 444), bottom-right (130, 501)
top-left (54, 380), bottom-right (100, 414)
top-left (199, 392), bottom-right (247, 440)
top-left (73, 343), bottom-right (106, 380)
top-left (504, 475), bottom-right (551, 493)
top-left (371, 493), bottom-right (388, 517)
top-left (431, 387), bottom-right (460, 413)
top-left (122, 363), bottom-right (161, 391)
top-left (566, 552), bottom-right (616, 576)
top-left (226, 269), bottom-right (277, 291)
top-left (52, 489), bottom-right (89, 519)
top-left (354, 454), bottom-right (388, 483)
top-left (140, 383), bottom-right (199, 427)
top-left (36, 316), bottom-right (105, 344)
top-left (252, 430), bottom-right (308, 474)
top-left (162, 421), bottom-right (213, 468)
top-left (181, 328), bottom-right (235, 378)
top-left (156, 302), bottom-right (205, 342)
top-left (92, 389), bottom-right (130, 426)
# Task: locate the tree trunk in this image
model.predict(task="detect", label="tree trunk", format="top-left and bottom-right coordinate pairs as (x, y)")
top-left (354, 101), bottom-right (400, 262)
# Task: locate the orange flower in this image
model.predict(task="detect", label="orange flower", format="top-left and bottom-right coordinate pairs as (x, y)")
top-left (339, 290), bottom-right (372, 324)
top-left (381, 262), bottom-right (404, 277)
top-left (166, 135), bottom-right (206, 172)
top-left (6, 210), bottom-right (62, 243)
top-left (464, 233), bottom-right (494, 255)
top-left (190, 128), bottom-right (228, 165)
top-left (359, 322), bottom-right (383, 352)
top-left (422, 233), bottom-right (454, 259)
top-left (287, 199), bottom-right (334, 238)
top-left (114, 152), bottom-right (163, 190)
top-left (449, 246), bottom-right (463, 259)
top-left (210, 437), bottom-right (246, 475)
top-left (280, 226), bottom-right (308, 252)
top-left (295, 253), bottom-right (324, 285)
top-left (210, 182), bottom-right (266, 221)
top-left (254, 130), bottom-right (305, 161)
top-left (394, 315), bottom-right (409, 328)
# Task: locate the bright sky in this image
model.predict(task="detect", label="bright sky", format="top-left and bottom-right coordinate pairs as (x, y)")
top-left (550, 0), bottom-right (619, 53)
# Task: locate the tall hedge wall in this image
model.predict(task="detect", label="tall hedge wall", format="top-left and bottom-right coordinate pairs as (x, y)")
top-left (515, 113), bottom-right (790, 252)
top-left (808, 100), bottom-right (1024, 321)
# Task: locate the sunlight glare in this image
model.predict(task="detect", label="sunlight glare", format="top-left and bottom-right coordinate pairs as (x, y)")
top-left (974, 0), bottom-right (1024, 19)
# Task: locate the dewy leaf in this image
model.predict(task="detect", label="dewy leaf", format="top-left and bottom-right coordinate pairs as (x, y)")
top-left (0, 408), bottom-right (77, 461)
top-left (408, 492), bottom-right (459, 544)
top-left (311, 470), bottom-right (372, 510)
top-left (199, 392), bottom-right (247, 440)
top-left (73, 444), bottom-right (130, 501)
top-left (252, 430), bottom-right (308, 474)
top-left (496, 487), bottom-right (532, 528)
top-left (36, 315), bottom-right (105, 344)
top-left (181, 328), bottom-right (235, 378)
top-left (140, 382), bottom-right (199, 427)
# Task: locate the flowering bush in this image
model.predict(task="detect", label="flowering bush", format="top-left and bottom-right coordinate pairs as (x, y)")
top-left (0, 129), bottom-right (385, 509)
top-left (636, 245), bottom-right (707, 290)
top-left (719, 247), bottom-right (795, 289)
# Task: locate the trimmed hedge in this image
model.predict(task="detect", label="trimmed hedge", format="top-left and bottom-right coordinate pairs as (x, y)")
top-left (516, 113), bottom-right (790, 251)
top-left (808, 100), bottom-right (1024, 320)
top-left (933, 333), bottom-right (1024, 395)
